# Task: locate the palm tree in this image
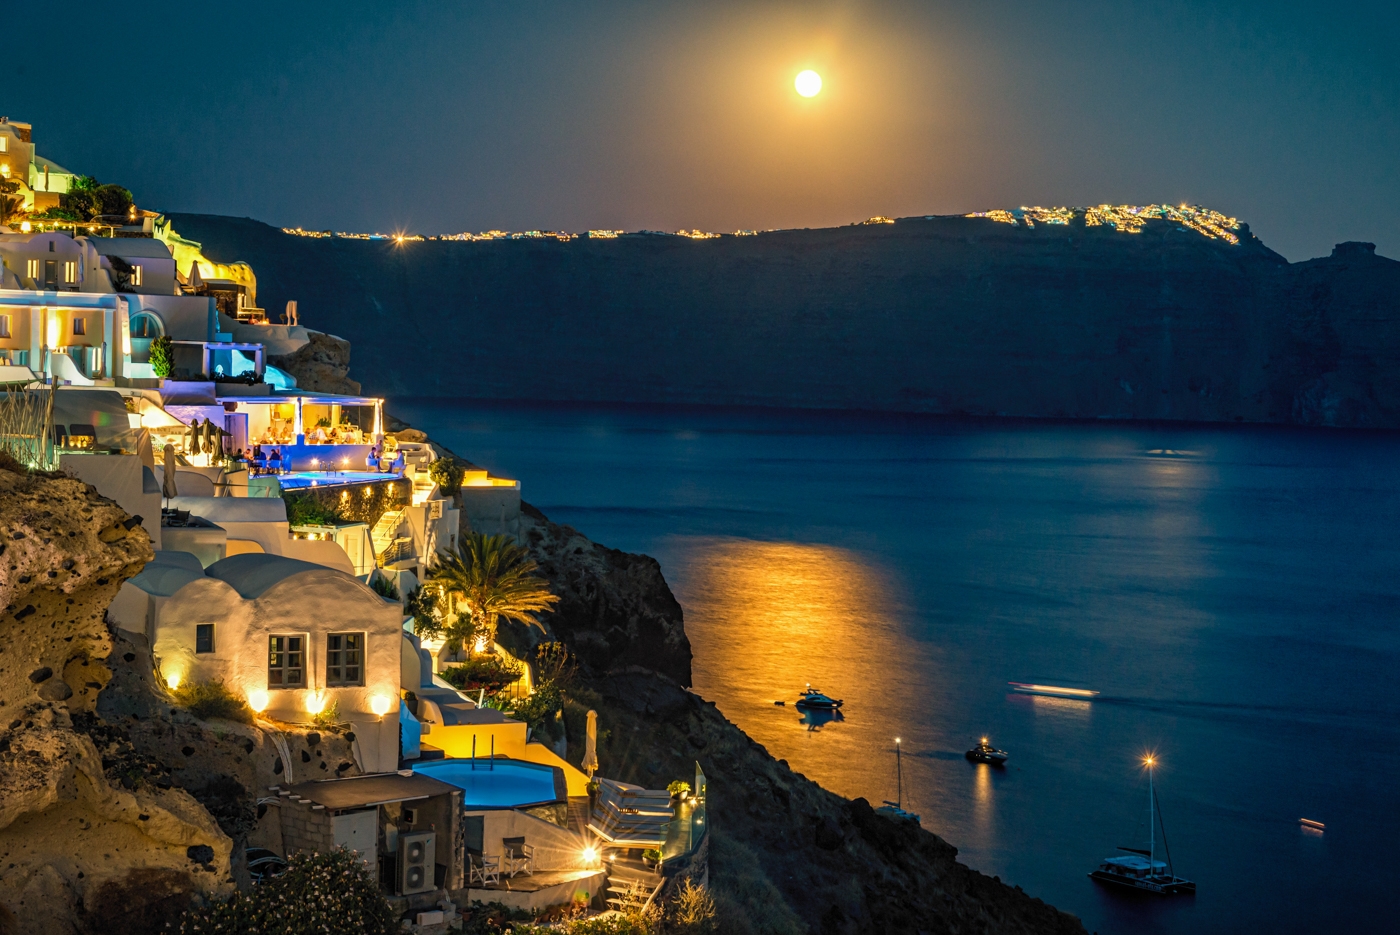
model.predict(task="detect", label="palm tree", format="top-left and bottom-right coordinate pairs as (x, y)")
top-left (427, 532), bottom-right (560, 655)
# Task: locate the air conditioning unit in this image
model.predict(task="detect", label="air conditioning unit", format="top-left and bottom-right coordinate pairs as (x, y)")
top-left (398, 831), bottom-right (436, 895)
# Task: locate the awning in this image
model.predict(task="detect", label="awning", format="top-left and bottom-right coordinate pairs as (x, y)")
top-left (279, 772), bottom-right (459, 810)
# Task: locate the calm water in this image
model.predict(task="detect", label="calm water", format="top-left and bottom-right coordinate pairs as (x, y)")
top-left (393, 399), bottom-right (1400, 935)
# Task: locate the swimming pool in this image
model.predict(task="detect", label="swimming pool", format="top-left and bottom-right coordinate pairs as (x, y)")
top-left (274, 470), bottom-right (402, 490)
top-left (411, 758), bottom-right (565, 809)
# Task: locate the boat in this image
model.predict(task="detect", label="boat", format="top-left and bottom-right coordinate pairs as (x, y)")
top-left (1089, 755), bottom-right (1195, 896)
top-left (965, 737), bottom-right (1009, 765)
top-left (874, 738), bottom-right (920, 824)
top-left (1007, 681), bottom-right (1099, 700)
top-left (794, 684), bottom-right (843, 709)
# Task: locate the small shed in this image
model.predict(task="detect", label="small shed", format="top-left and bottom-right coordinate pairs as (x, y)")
top-left (275, 771), bottom-right (464, 899)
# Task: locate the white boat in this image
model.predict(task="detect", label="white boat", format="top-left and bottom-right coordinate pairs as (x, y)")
top-left (1008, 681), bottom-right (1099, 700)
top-left (1089, 755), bottom-right (1195, 896)
top-left (794, 685), bottom-right (843, 709)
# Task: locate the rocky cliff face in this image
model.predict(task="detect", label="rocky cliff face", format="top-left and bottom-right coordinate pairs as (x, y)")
top-left (0, 466), bottom-right (232, 935)
top-left (171, 213), bottom-right (1400, 428)
top-left (268, 329), bottom-right (362, 395)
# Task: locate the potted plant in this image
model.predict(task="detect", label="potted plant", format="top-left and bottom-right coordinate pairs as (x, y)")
top-left (668, 780), bottom-right (691, 802)
top-left (642, 848), bottom-right (662, 870)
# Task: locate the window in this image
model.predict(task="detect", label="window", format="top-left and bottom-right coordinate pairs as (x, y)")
top-left (63, 261), bottom-right (76, 284)
top-left (71, 317), bottom-right (85, 336)
top-left (0, 314), bottom-right (9, 339)
top-left (195, 624), bottom-right (215, 654)
top-left (0, 136), bottom-right (7, 152)
top-left (129, 312), bottom-right (161, 338)
top-left (326, 633), bottom-right (364, 686)
top-left (25, 259), bottom-right (38, 280)
top-left (131, 264), bottom-right (143, 287)
top-left (268, 635), bottom-right (304, 689)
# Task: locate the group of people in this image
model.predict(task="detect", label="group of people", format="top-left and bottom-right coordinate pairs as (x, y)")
top-left (365, 444), bottom-right (405, 473)
top-left (242, 445), bottom-right (285, 475)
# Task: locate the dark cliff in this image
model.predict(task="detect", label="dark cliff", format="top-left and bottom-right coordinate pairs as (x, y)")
top-left (170, 213), bottom-right (1400, 427)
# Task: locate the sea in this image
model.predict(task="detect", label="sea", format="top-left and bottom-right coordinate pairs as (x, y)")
top-left (390, 398), bottom-right (1400, 935)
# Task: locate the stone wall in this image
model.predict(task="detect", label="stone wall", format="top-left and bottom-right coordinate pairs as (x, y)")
top-left (278, 798), bottom-right (335, 855)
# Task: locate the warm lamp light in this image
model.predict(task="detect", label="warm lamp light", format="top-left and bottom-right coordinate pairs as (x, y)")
top-left (473, 635), bottom-right (488, 655)
top-left (247, 689), bottom-right (270, 714)
top-left (305, 691), bottom-right (326, 715)
top-left (20, 220), bottom-right (32, 233)
top-left (165, 671), bottom-right (182, 690)
top-left (0, 163), bottom-right (9, 178)
top-left (581, 846), bottom-right (598, 864)
top-left (369, 694), bottom-right (392, 718)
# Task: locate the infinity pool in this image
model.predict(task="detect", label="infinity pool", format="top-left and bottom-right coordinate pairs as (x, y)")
top-left (274, 470), bottom-right (402, 489)
top-left (411, 758), bottom-right (565, 809)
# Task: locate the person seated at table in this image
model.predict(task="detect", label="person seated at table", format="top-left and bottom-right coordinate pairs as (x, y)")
top-left (268, 448), bottom-right (282, 473)
top-left (251, 445), bottom-right (266, 474)
top-left (366, 445), bottom-right (380, 471)
top-left (310, 424), bottom-right (329, 443)
top-left (388, 449), bottom-right (406, 473)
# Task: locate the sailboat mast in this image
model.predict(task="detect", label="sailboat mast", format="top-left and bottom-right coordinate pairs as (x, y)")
top-left (1148, 760), bottom-right (1155, 875)
top-left (895, 738), bottom-right (903, 808)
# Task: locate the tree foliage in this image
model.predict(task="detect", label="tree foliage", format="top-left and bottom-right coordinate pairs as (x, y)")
top-left (149, 335), bottom-right (175, 378)
top-left (428, 455), bottom-right (466, 495)
top-left (426, 531), bottom-right (559, 651)
top-left (176, 847), bottom-right (397, 935)
top-left (61, 175), bottom-right (133, 220)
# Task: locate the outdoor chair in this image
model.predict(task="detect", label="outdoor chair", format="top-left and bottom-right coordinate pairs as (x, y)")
top-left (501, 837), bottom-right (534, 877)
top-left (468, 851), bottom-right (500, 887)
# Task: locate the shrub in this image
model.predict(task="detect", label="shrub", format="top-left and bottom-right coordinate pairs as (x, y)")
top-left (176, 847), bottom-right (396, 935)
top-left (312, 699), bottom-right (342, 729)
top-left (405, 586), bottom-right (442, 639)
top-left (511, 679), bottom-right (563, 733)
top-left (283, 491), bottom-right (340, 527)
top-left (667, 780), bottom-right (691, 797)
top-left (369, 575), bottom-right (400, 601)
top-left (669, 879), bottom-right (718, 935)
top-left (149, 335), bottom-right (174, 378)
top-left (440, 654), bottom-right (523, 694)
top-left (173, 679), bottom-right (254, 724)
top-left (428, 456), bottom-right (466, 495)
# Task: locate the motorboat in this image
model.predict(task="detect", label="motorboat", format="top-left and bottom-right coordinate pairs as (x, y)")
top-left (794, 685), bottom-right (843, 709)
top-left (874, 738), bottom-right (920, 824)
top-left (965, 737), bottom-right (1009, 765)
top-left (1007, 681), bottom-right (1099, 700)
top-left (1089, 755), bottom-right (1195, 896)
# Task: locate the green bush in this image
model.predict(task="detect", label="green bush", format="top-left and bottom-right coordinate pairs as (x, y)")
top-left (149, 335), bottom-right (174, 378)
top-left (510, 679), bottom-right (564, 733)
top-left (440, 654), bottom-right (523, 694)
top-left (667, 780), bottom-right (691, 797)
top-left (177, 847), bottom-right (396, 935)
top-left (312, 698), bottom-right (342, 729)
top-left (428, 456), bottom-right (466, 495)
top-left (369, 575), bottom-right (400, 600)
top-left (173, 679), bottom-right (253, 724)
top-left (405, 586), bottom-right (442, 639)
top-left (283, 492), bottom-right (340, 527)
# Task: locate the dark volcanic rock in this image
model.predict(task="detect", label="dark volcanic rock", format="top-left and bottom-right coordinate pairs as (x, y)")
top-left (268, 330), bottom-right (361, 395)
top-left (170, 212), bottom-right (1400, 428)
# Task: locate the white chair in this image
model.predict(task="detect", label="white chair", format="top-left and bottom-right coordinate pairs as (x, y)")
top-left (469, 852), bottom-right (500, 887)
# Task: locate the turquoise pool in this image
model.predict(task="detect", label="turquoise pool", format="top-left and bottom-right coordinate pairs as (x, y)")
top-left (274, 470), bottom-right (401, 489)
top-left (411, 758), bottom-right (565, 809)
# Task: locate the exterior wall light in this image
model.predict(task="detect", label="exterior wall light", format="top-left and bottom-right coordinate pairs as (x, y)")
top-left (370, 694), bottom-right (393, 718)
top-left (247, 689), bottom-right (270, 714)
top-left (165, 671), bottom-right (182, 690)
top-left (581, 846), bottom-right (599, 864)
top-left (305, 691), bottom-right (327, 715)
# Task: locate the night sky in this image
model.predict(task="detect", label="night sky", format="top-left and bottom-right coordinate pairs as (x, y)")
top-left (11, 0), bottom-right (1397, 261)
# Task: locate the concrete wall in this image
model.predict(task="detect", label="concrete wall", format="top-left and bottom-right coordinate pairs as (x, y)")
top-left (469, 808), bottom-right (594, 873)
top-left (459, 482), bottom-right (521, 540)
top-left (280, 798), bottom-right (336, 855)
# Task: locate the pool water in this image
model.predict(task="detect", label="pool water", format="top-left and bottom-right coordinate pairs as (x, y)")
top-left (412, 758), bottom-right (563, 809)
top-left (274, 470), bottom-right (402, 489)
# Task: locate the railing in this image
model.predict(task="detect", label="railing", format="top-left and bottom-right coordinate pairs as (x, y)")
top-left (378, 536), bottom-right (412, 567)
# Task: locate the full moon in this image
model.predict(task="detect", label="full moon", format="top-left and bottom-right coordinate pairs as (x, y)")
top-left (794, 70), bottom-right (822, 98)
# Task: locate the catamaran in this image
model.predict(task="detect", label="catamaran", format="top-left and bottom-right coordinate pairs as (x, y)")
top-left (1089, 755), bottom-right (1196, 895)
top-left (874, 738), bottom-right (920, 824)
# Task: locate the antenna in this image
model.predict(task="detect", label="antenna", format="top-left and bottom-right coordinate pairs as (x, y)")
top-left (895, 738), bottom-right (903, 808)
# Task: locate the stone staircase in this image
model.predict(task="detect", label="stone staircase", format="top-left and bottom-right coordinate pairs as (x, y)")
top-left (371, 508), bottom-right (407, 566)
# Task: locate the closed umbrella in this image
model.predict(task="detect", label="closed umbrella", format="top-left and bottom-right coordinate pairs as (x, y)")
top-left (185, 421), bottom-right (200, 455)
top-left (582, 709), bottom-right (599, 778)
top-left (203, 418), bottom-right (218, 456)
top-left (161, 443), bottom-right (179, 501)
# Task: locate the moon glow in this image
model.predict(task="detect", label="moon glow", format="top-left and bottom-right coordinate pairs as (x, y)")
top-left (794, 70), bottom-right (823, 97)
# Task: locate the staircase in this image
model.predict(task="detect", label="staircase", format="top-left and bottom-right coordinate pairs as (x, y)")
top-left (604, 858), bottom-right (662, 913)
top-left (371, 509), bottom-right (405, 566)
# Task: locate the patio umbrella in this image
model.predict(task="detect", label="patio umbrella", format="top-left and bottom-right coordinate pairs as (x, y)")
top-left (186, 421), bottom-right (201, 455)
top-left (582, 709), bottom-right (599, 778)
top-left (202, 418), bottom-right (218, 455)
top-left (161, 444), bottom-right (178, 501)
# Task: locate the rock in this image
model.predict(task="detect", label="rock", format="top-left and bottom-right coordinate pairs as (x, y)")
top-left (267, 330), bottom-right (361, 394)
top-left (0, 466), bottom-right (233, 931)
